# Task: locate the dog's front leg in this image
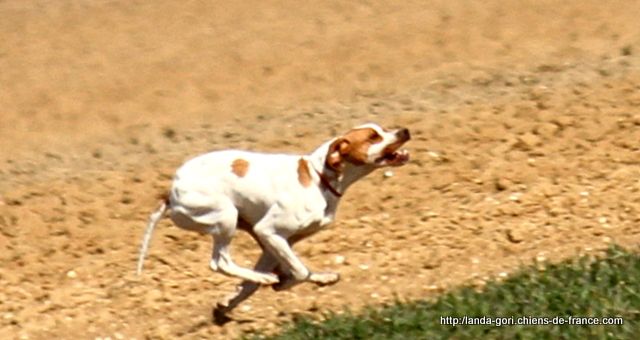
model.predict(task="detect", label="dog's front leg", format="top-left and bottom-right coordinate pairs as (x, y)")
top-left (254, 215), bottom-right (340, 290)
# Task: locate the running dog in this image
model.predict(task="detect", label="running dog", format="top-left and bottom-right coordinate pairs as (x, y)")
top-left (136, 122), bottom-right (410, 322)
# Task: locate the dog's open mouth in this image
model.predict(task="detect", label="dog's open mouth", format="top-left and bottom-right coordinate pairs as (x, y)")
top-left (376, 148), bottom-right (410, 166)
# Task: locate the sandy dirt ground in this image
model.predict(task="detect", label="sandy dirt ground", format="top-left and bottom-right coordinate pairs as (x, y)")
top-left (1, 1), bottom-right (640, 339)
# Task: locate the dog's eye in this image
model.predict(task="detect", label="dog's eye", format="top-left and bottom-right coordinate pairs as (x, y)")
top-left (369, 131), bottom-right (382, 142)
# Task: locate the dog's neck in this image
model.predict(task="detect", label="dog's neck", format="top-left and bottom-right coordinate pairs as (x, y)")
top-left (308, 139), bottom-right (376, 199)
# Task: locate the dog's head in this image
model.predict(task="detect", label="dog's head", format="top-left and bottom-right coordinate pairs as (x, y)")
top-left (326, 123), bottom-right (411, 172)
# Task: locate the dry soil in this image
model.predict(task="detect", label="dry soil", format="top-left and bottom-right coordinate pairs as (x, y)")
top-left (1, 1), bottom-right (640, 339)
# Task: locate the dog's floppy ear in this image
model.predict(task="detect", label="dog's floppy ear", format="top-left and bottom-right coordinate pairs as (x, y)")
top-left (326, 137), bottom-right (350, 172)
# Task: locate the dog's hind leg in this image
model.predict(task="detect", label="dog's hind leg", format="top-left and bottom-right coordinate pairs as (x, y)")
top-left (210, 235), bottom-right (279, 285)
top-left (208, 205), bottom-right (279, 285)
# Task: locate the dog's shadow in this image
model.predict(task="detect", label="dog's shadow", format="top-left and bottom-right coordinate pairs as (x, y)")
top-left (212, 308), bottom-right (254, 326)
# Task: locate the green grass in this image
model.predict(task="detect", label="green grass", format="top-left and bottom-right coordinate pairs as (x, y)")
top-left (246, 245), bottom-right (640, 339)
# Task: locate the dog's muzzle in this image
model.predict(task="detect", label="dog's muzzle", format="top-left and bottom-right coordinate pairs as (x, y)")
top-left (396, 128), bottom-right (411, 142)
top-left (375, 128), bottom-right (411, 166)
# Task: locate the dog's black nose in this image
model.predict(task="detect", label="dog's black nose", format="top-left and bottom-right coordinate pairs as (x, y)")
top-left (397, 128), bottom-right (411, 141)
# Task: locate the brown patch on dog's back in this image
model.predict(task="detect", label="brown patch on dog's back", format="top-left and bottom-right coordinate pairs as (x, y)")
top-left (297, 158), bottom-right (312, 187)
top-left (231, 158), bottom-right (250, 177)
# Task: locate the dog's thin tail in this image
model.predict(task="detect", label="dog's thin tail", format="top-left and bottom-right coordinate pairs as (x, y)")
top-left (136, 196), bottom-right (169, 275)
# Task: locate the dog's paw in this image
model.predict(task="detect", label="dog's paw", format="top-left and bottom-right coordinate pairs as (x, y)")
top-left (309, 272), bottom-right (340, 286)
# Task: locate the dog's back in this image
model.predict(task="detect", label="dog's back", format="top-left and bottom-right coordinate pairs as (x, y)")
top-left (171, 150), bottom-right (324, 226)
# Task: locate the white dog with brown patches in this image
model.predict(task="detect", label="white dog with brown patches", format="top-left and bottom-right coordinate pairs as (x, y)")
top-left (136, 122), bottom-right (410, 323)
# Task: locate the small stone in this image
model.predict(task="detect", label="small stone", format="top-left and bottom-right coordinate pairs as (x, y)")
top-left (359, 215), bottom-right (373, 223)
top-left (471, 257), bottom-right (480, 264)
top-left (370, 292), bottom-right (380, 299)
top-left (498, 272), bottom-right (508, 278)
top-left (383, 170), bottom-right (394, 178)
top-left (334, 255), bottom-right (346, 265)
top-left (598, 217), bottom-right (608, 224)
top-left (358, 264), bottom-right (370, 270)
top-left (517, 132), bottom-right (541, 149)
top-left (494, 177), bottom-right (511, 191)
top-left (240, 305), bottom-right (252, 312)
top-left (509, 193), bottom-right (522, 202)
top-left (66, 270), bottom-right (77, 279)
top-left (484, 196), bottom-right (501, 205)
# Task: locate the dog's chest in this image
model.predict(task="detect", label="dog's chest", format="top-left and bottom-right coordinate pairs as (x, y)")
top-left (287, 218), bottom-right (329, 243)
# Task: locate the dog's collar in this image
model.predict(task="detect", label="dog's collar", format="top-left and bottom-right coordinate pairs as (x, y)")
top-left (314, 168), bottom-right (343, 198)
